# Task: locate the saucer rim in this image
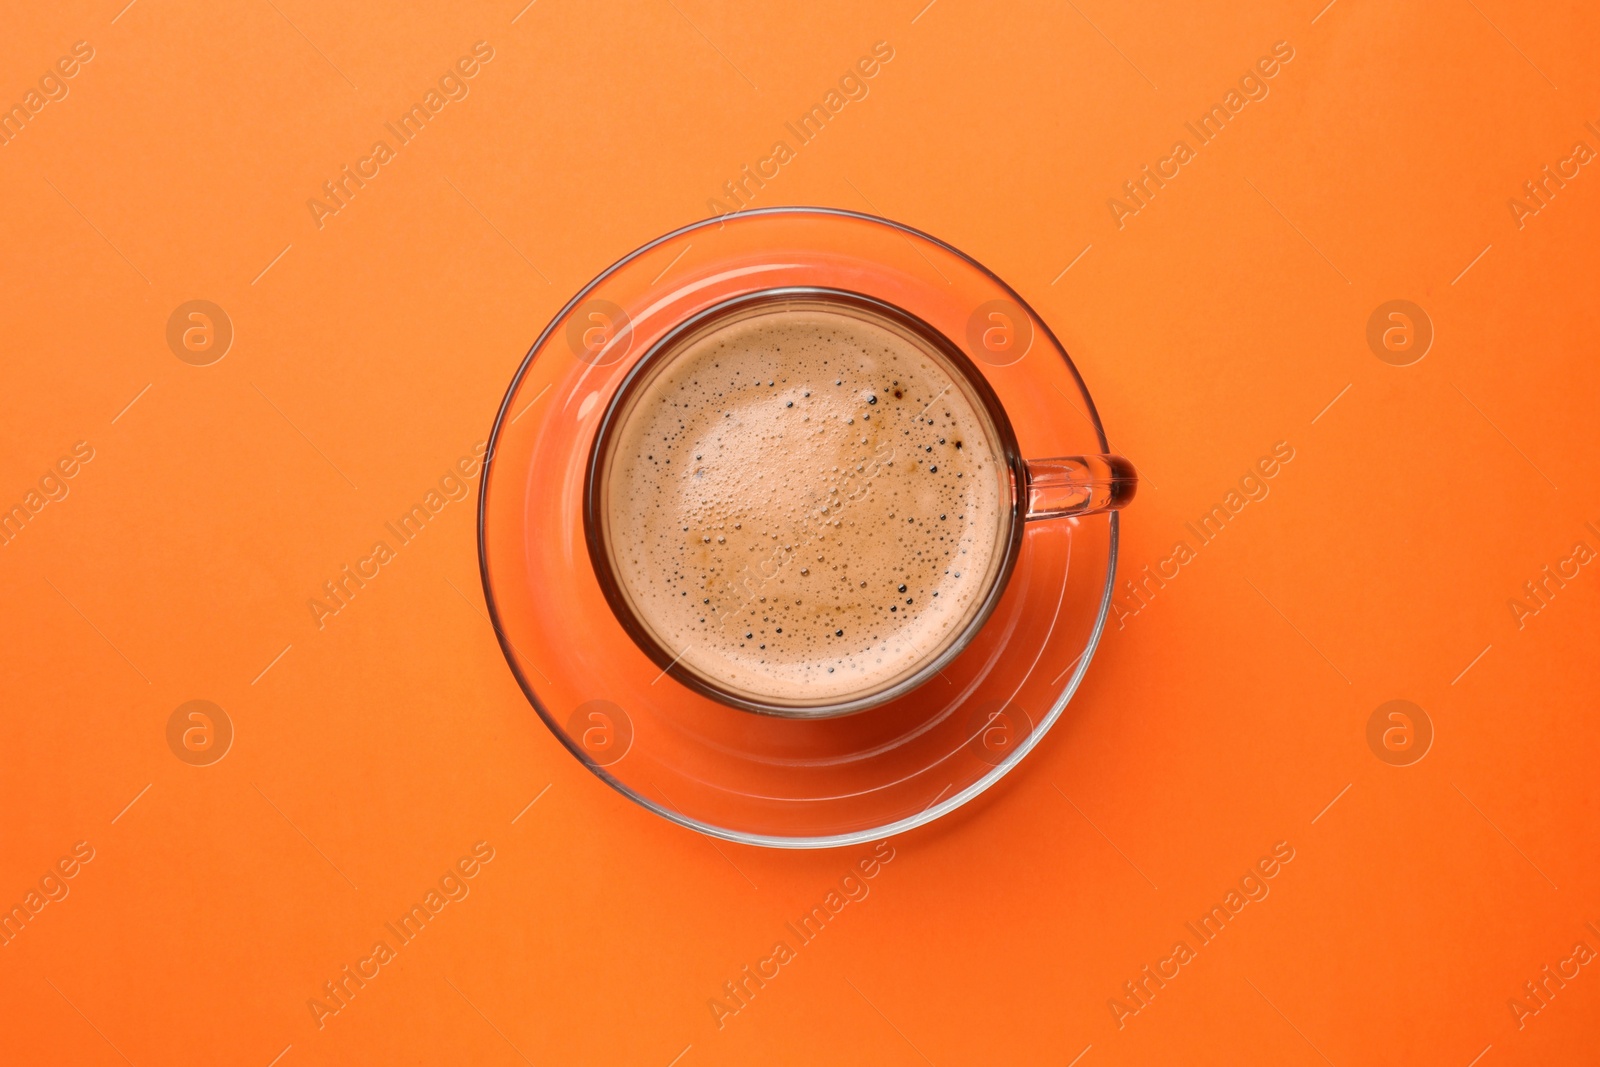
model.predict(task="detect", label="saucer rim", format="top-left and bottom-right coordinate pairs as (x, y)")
top-left (477, 205), bottom-right (1120, 849)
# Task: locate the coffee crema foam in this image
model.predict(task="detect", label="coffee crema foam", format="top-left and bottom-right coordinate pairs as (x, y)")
top-left (603, 303), bottom-right (1010, 706)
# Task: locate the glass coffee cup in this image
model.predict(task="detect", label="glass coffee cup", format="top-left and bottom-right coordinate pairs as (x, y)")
top-left (585, 286), bottom-right (1135, 718)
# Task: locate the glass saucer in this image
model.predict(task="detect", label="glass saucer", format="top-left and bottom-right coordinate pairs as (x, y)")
top-left (478, 207), bottom-right (1119, 848)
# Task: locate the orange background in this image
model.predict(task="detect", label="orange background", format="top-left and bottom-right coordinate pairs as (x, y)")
top-left (3, 1), bottom-right (1598, 1063)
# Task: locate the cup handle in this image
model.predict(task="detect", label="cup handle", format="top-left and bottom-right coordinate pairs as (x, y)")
top-left (1023, 455), bottom-right (1138, 520)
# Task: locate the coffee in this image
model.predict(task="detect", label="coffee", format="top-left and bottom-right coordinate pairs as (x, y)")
top-left (597, 296), bottom-right (1013, 709)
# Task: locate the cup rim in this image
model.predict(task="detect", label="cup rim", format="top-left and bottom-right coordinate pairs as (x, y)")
top-left (583, 286), bottom-right (1031, 718)
top-left (478, 205), bottom-right (1121, 849)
